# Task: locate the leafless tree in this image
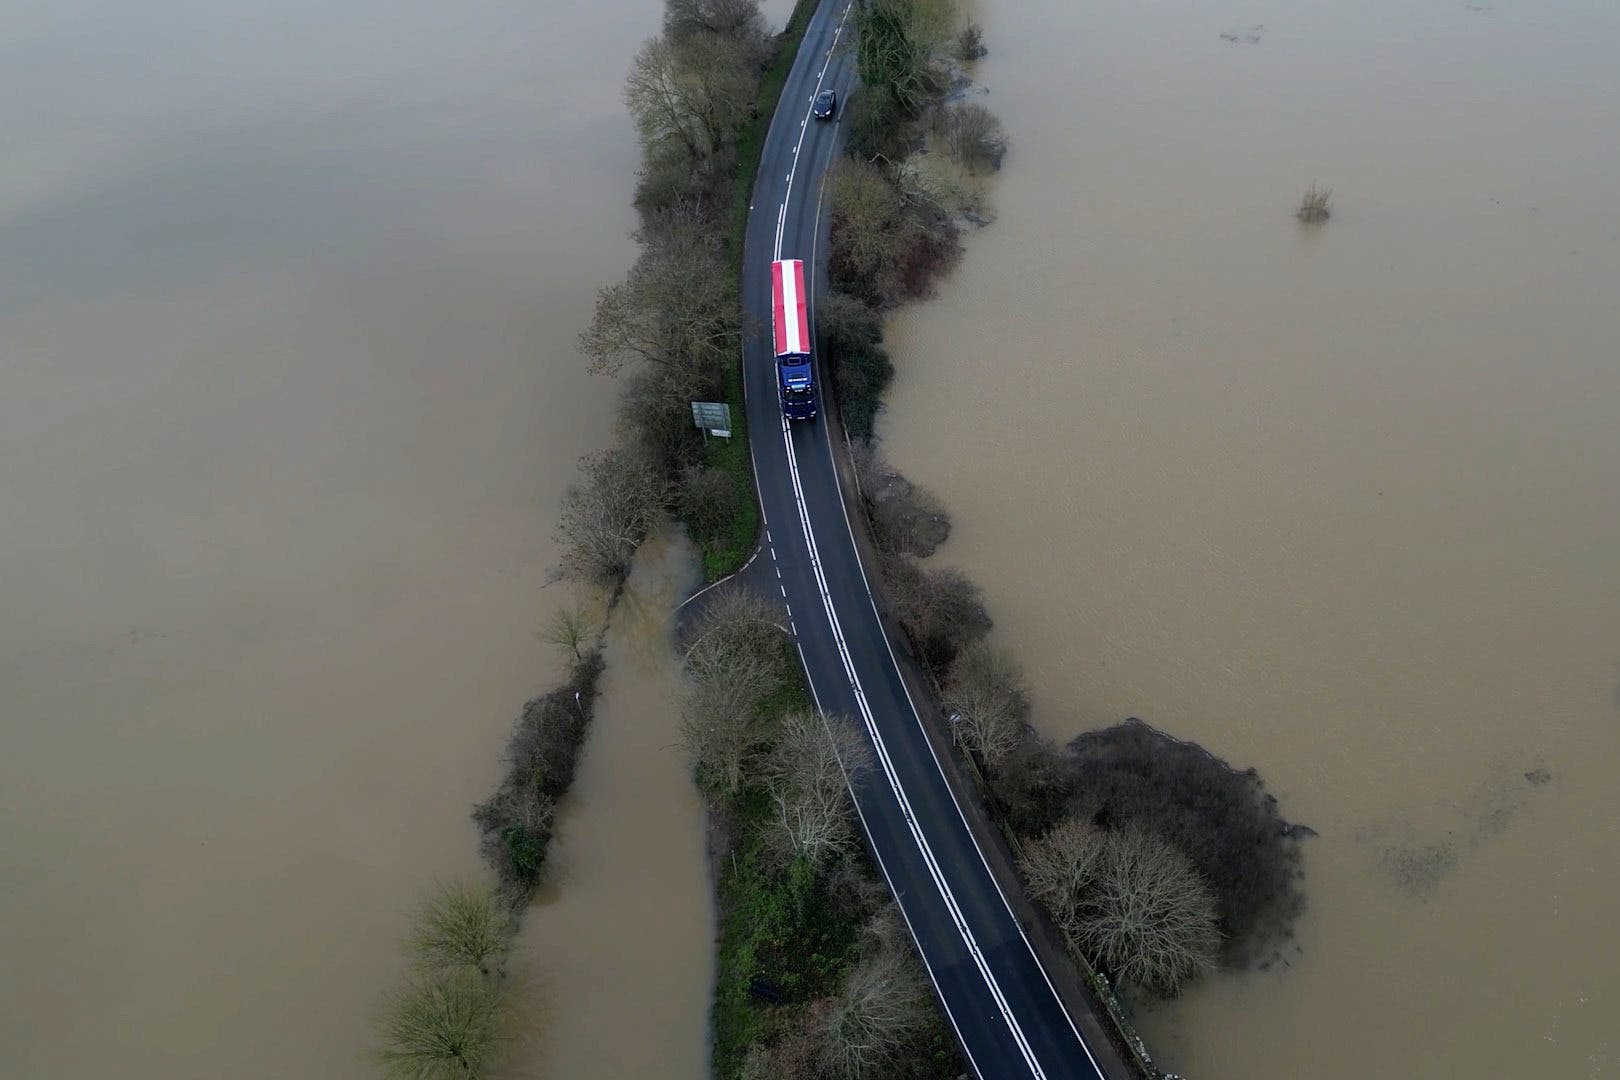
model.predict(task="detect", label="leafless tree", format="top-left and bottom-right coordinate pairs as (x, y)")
top-left (579, 202), bottom-right (739, 382)
top-left (376, 968), bottom-right (505, 1080)
top-left (624, 32), bottom-right (757, 162)
top-left (761, 712), bottom-right (872, 869)
top-left (679, 636), bottom-right (784, 801)
top-left (539, 603), bottom-right (598, 664)
top-left (815, 916), bottom-right (936, 1079)
top-left (938, 102), bottom-right (1007, 173)
top-left (664, 0), bottom-right (768, 52)
top-left (555, 447), bottom-right (668, 586)
top-left (407, 882), bottom-right (518, 979)
top-left (827, 157), bottom-right (913, 305)
top-left (1022, 821), bottom-right (1222, 996)
top-left (942, 642), bottom-right (1029, 771)
top-left (678, 464), bottom-right (740, 548)
top-left (684, 584), bottom-right (784, 666)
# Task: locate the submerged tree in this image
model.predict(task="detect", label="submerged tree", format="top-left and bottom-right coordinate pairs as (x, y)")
top-left (555, 447), bottom-right (668, 586)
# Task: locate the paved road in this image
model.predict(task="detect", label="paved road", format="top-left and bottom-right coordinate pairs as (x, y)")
top-left (739, 4), bottom-right (1114, 1077)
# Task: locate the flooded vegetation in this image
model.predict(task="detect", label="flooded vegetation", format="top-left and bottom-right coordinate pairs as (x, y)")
top-left (878, 0), bottom-right (1620, 1075)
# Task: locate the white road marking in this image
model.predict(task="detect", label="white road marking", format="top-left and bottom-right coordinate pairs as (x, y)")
top-left (764, 6), bottom-right (1051, 1075)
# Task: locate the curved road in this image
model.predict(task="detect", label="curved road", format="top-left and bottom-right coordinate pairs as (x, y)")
top-left (739, 4), bottom-right (1114, 1077)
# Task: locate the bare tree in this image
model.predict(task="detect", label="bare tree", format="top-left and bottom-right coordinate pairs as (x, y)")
top-left (408, 882), bottom-right (518, 979)
top-left (376, 968), bottom-right (505, 1080)
top-left (761, 713), bottom-right (872, 869)
top-left (664, 0), bottom-right (767, 52)
top-left (938, 102), bottom-right (1007, 173)
top-left (942, 642), bottom-right (1029, 771)
top-left (1078, 827), bottom-right (1222, 994)
top-left (579, 203), bottom-right (739, 381)
top-left (539, 603), bottom-right (598, 664)
top-left (1022, 821), bottom-right (1221, 996)
top-left (555, 447), bottom-right (667, 586)
top-left (684, 584), bottom-right (784, 666)
top-left (679, 639), bottom-right (784, 801)
top-left (1019, 817), bottom-right (1106, 920)
top-left (815, 921), bottom-right (936, 1079)
top-left (623, 32), bottom-right (757, 162)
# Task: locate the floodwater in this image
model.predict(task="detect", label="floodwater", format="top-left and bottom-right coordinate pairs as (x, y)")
top-left (879, 1), bottom-right (1620, 1077)
top-left (0, 0), bottom-right (717, 1076)
top-left (514, 531), bottom-right (711, 1079)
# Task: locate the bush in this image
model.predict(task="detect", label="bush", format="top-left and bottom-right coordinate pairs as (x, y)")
top-left (472, 650), bottom-right (606, 896)
top-left (843, 85), bottom-right (915, 163)
top-left (679, 464), bottom-right (742, 549)
top-left (852, 448), bottom-right (951, 557)
top-left (1297, 182), bottom-right (1332, 223)
top-left (939, 102), bottom-right (1007, 173)
top-left (880, 554), bottom-right (991, 675)
top-left (955, 22), bottom-right (986, 62)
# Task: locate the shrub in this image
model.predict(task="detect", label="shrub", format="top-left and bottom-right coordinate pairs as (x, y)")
top-left (813, 914), bottom-right (937, 1079)
top-left (843, 85), bottom-right (914, 163)
top-left (852, 448), bottom-right (951, 557)
top-left (678, 464), bottom-right (742, 549)
top-left (472, 650), bottom-right (606, 896)
top-left (1297, 182), bottom-right (1332, 223)
top-left (880, 554), bottom-right (991, 675)
top-left (939, 102), bottom-right (1007, 173)
top-left (955, 21), bottom-right (986, 62)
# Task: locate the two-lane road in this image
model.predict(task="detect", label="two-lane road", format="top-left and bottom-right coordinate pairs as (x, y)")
top-left (739, 4), bottom-right (1114, 1077)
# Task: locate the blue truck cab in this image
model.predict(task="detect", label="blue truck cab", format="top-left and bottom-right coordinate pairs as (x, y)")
top-left (778, 355), bottom-right (817, 420)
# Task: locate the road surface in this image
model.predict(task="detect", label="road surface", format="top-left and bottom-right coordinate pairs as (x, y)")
top-left (738, 4), bottom-right (1117, 1077)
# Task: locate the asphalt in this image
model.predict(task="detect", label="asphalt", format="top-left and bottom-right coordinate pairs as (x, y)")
top-left (738, 4), bottom-right (1114, 1077)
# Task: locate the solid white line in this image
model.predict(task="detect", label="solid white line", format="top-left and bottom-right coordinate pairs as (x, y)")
top-left (804, 112), bottom-right (1107, 1080)
top-left (760, 4), bottom-right (1060, 1077)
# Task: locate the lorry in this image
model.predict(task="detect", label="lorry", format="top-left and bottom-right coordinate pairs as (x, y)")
top-left (771, 258), bottom-right (817, 421)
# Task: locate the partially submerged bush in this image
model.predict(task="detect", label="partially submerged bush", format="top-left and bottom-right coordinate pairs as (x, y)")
top-left (472, 650), bottom-right (606, 896)
top-left (937, 102), bottom-right (1007, 173)
top-left (408, 882), bottom-right (519, 979)
top-left (852, 447), bottom-right (951, 557)
top-left (881, 554), bottom-right (991, 675)
top-left (955, 21), bottom-right (986, 62)
top-left (1297, 182), bottom-right (1332, 223)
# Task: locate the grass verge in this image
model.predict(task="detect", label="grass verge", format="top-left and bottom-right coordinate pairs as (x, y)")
top-left (700, 0), bottom-right (820, 581)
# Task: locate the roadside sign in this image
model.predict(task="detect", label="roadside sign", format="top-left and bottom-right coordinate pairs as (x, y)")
top-left (691, 401), bottom-right (732, 438)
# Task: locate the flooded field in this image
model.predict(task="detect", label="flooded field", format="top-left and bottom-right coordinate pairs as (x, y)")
top-left (0, 0), bottom-right (716, 1076)
top-left (879, 1), bottom-right (1620, 1076)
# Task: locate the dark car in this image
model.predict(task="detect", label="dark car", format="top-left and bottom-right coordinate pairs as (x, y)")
top-left (812, 89), bottom-right (837, 120)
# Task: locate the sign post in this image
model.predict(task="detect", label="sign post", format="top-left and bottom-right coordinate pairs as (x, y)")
top-left (690, 401), bottom-right (733, 440)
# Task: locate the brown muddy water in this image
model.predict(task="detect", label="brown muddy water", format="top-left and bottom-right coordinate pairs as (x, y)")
top-left (0, 0), bottom-right (720, 1076)
top-left (880, 1), bottom-right (1620, 1077)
